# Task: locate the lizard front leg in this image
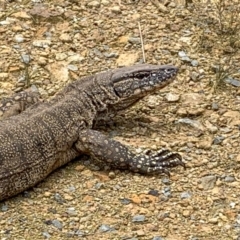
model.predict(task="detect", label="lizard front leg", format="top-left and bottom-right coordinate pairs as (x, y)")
top-left (75, 129), bottom-right (185, 175)
top-left (0, 90), bottom-right (41, 119)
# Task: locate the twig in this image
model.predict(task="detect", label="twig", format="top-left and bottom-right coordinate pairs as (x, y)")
top-left (138, 21), bottom-right (146, 63)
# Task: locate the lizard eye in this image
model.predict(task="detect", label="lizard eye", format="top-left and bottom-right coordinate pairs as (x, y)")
top-left (165, 68), bottom-right (174, 73)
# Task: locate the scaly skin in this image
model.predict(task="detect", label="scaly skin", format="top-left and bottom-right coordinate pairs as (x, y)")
top-left (0, 88), bottom-right (41, 119)
top-left (0, 64), bottom-right (184, 201)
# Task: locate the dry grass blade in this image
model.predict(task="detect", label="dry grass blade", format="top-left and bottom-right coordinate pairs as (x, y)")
top-left (138, 22), bottom-right (146, 63)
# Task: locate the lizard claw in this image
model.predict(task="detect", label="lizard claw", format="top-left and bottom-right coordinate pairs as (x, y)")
top-left (130, 148), bottom-right (185, 175)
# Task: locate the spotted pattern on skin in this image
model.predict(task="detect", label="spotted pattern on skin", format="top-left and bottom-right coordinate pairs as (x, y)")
top-left (0, 90), bottom-right (41, 119)
top-left (75, 129), bottom-right (185, 175)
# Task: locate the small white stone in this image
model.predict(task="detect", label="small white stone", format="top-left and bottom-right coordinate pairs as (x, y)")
top-left (32, 40), bottom-right (51, 48)
top-left (101, 0), bottom-right (110, 6)
top-left (55, 53), bottom-right (68, 61)
top-left (67, 65), bottom-right (78, 71)
top-left (88, 1), bottom-right (100, 7)
top-left (14, 34), bottom-right (24, 43)
top-left (111, 6), bottom-right (121, 13)
top-left (165, 93), bottom-right (180, 102)
top-left (59, 33), bottom-right (72, 43)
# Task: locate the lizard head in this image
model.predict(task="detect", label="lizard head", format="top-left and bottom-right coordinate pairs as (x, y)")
top-left (110, 64), bottom-right (178, 110)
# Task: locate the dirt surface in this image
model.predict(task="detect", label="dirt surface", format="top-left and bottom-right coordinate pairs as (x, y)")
top-left (0, 0), bottom-right (240, 239)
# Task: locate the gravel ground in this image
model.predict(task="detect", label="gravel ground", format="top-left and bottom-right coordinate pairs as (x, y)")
top-left (1, 0), bottom-right (240, 239)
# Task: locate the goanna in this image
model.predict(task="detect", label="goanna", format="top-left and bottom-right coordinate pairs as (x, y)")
top-left (0, 64), bottom-right (185, 201)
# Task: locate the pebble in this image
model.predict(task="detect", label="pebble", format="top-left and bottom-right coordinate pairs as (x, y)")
top-left (182, 210), bottom-right (191, 217)
top-left (212, 102), bottom-right (219, 110)
top-left (177, 118), bottom-right (204, 131)
top-left (152, 237), bottom-right (165, 240)
top-left (67, 64), bottom-right (78, 71)
top-left (230, 202), bottom-right (236, 208)
top-left (55, 53), bottom-right (67, 61)
top-left (224, 176), bottom-right (235, 182)
top-left (1, 204), bottom-right (8, 212)
top-left (104, 52), bottom-right (118, 58)
top-left (165, 93), bottom-right (180, 102)
top-left (74, 230), bottom-right (85, 237)
top-left (162, 187), bottom-right (171, 197)
top-left (99, 224), bottom-right (115, 232)
top-left (201, 175), bottom-right (217, 190)
top-left (92, 48), bottom-right (103, 58)
top-left (101, 0), bottom-right (110, 6)
top-left (80, 215), bottom-right (91, 223)
top-left (54, 193), bottom-right (65, 204)
top-left (177, 50), bottom-right (192, 62)
top-left (12, 11), bottom-right (31, 19)
top-left (161, 178), bottom-right (171, 185)
top-left (128, 37), bottom-right (141, 44)
top-left (67, 186), bottom-right (76, 192)
top-left (225, 77), bottom-right (240, 87)
top-left (180, 191), bottom-right (192, 199)
top-left (120, 198), bottom-right (131, 205)
top-left (14, 34), bottom-right (24, 43)
top-left (12, 44), bottom-right (21, 49)
top-left (148, 189), bottom-right (159, 196)
top-left (21, 54), bottom-right (31, 64)
top-left (157, 212), bottom-right (169, 220)
top-left (59, 33), bottom-right (72, 42)
top-left (190, 71), bottom-right (200, 81)
top-left (14, 87), bottom-right (24, 92)
top-left (32, 40), bottom-right (51, 48)
top-left (67, 54), bottom-right (84, 63)
top-left (87, 1), bottom-right (100, 7)
top-left (52, 219), bottom-right (63, 229)
top-left (191, 60), bottom-right (199, 66)
top-left (208, 217), bottom-right (218, 224)
top-left (136, 230), bottom-right (145, 236)
top-left (63, 193), bottom-right (74, 200)
top-left (181, 92), bottom-right (205, 106)
top-left (0, 17), bottom-right (16, 25)
top-left (178, 51), bottom-right (187, 57)
top-left (42, 232), bottom-right (51, 239)
top-left (132, 215), bottom-right (145, 222)
top-left (111, 6), bottom-right (121, 13)
top-left (213, 136), bottom-right (225, 145)
top-left (108, 171), bottom-right (116, 179)
top-left (66, 207), bottom-right (77, 216)
top-left (169, 213), bottom-right (176, 219)
top-left (95, 182), bottom-right (105, 189)
top-left (181, 56), bottom-right (192, 63)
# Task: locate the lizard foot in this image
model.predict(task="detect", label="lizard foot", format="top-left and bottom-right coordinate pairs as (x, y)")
top-left (77, 129), bottom-right (184, 176)
top-left (130, 148), bottom-right (185, 175)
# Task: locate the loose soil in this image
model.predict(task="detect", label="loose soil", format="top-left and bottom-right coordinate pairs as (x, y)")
top-left (0, 1), bottom-right (240, 240)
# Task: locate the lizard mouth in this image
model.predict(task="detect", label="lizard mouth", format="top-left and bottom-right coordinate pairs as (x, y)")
top-left (113, 66), bottom-right (178, 98)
